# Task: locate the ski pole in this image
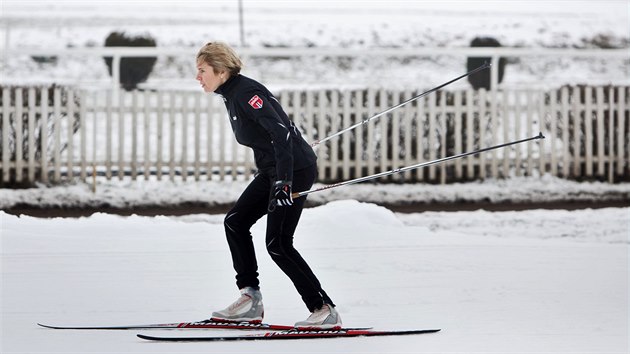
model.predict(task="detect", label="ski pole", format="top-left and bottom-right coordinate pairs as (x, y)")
top-left (294, 132), bottom-right (545, 199)
top-left (310, 61), bottom-right (491, 148)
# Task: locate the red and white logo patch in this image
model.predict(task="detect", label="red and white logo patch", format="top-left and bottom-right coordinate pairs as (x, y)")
top-left (248, 95), bottom-right (263, 109)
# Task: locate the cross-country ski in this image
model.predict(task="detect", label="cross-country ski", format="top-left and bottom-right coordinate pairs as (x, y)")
top-left (37, 320), bottom-right (370, 331)
top-left (137, 328), bottom-right (441, 341)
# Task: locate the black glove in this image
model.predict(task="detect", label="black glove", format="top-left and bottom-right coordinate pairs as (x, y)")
top-left (269, 180), bottom-right (293, 210)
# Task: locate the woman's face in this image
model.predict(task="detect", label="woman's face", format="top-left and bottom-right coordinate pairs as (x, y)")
top-left (196, 61), bottom-right (226, 92)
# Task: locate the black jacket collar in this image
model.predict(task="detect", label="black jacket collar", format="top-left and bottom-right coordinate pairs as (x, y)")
top-left (214, 74), bottom-right (242, 98)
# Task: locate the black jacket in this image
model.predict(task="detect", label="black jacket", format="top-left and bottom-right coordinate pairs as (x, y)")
top-left (215, 74), bottom-right (317, 182)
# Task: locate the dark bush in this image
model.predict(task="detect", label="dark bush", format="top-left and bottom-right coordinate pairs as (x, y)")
top-left (467, 37), bottom-right (507, 90)
top-left (104, 31), bottom-right (157, 91)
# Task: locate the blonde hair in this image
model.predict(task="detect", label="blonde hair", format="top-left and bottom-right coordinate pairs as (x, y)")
top-left (196, 41), bottom-right (243, 76)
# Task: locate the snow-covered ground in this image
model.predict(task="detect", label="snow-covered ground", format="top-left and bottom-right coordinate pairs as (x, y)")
top-left (1, 0), bottom-right (628, 88)
top-left (1, 200), bottom-right (628, 353)
top-left (2, 170), bottom-right (629, 353)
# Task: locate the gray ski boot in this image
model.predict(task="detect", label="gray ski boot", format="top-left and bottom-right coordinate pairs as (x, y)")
top-left (211, 287), bottom-right (264, 323)
top-left (294, 304), bottom-right (342, 329)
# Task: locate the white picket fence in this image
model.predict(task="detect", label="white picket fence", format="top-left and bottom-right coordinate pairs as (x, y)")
top-left (1, 85), bottom-right (629, 185)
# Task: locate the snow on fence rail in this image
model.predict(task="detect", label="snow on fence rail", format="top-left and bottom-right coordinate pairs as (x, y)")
top-left (1, 85), bottom-right (629, 186)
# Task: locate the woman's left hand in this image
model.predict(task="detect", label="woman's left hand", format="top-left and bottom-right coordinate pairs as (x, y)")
top-left (269, 180), bottom-right (293, 211)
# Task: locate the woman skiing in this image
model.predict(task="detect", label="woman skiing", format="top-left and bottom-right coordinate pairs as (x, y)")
top-left (195, 41), bottom-right (341, 329)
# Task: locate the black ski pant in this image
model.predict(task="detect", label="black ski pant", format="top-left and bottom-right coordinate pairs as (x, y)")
top-left (223, 164), bottom-right (334, 312)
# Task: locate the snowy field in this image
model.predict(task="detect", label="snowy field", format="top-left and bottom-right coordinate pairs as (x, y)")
top-left (1, 0), bottom-right (628, 88)
top-left (1, 200), bottom-right (628, 353)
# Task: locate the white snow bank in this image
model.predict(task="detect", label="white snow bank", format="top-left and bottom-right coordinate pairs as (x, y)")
top-left (0, 175), bottom-right (628, 210)
top-left (300, 199), bottom-right (405, 230)
top-left (307, 174), bottom-right (630, 206)
top-left (397, 207), bottom-right (630, 244)
top-left (171, 199), bottom-right (629, 245)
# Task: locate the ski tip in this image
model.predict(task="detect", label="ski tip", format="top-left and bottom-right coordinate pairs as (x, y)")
top-left (37, 323), bottom-right (57, 329)
top-left (38, 323), bottom-right (82, 330)
top-left (138, 333), bottom-right (178, 341)
top-left (398, 328), bottom-right (441, 334)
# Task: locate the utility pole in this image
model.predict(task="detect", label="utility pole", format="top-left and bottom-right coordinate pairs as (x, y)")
top-left (238, 0), bottom-right (246, 47)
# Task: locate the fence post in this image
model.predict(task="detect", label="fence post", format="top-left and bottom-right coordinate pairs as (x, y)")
top-left (428, 92), bottom-right (436, 181)
top-left (117, 90), bottom-right (126, 180)
top-left (40, 87), bottom-right (49, 183)
top-left (514, 90), bottom-right (522, 177)
top-left (379, 89), bottom-right (388, 180)
top-left (181, 91), bottom-right (189, 181)
top-left (2, 87), bottom-right (10, 183)
top-left (607, 87), bottom-right (614, 183)
top-left (627, 87), bottom-right (630, 177)
top-left (27, 88), bottom-right (36, 183)
top-left (131, 90), bottom-right (139, 180)
top-left (501, 89), bottom-right (510, 177)
top-left (367, 88), bottom-right (376, 178)
top-left (206, 93), bottom-right (214, 181)
top-left (14, 88), bottom-right (23, 182)
top-left (168, 91), bottom-right (176, 181)
top-left (549, 89), bottom-right (558, 177)
top-left (105, 90), bottom-right (113, 180)
top-left (354, 90), bottom-right (364, 182)
top-left (490, 57), bottom-right (499, 179)
top-left (402, 90), bottom-right (413, 181)
top-left (66, 88), bottom-right (75, 181)
top-left (525, 90), bottom-right (533, 176)
top-left (465, 89), bottom-right (474, 179)
top-left (439, 89), bottom-right (447, 184)
top-left (538, 90), bottom-right (546, 175)
top-left (156, 91), bottom-right (164, 180)
top-left (478, 88), bottom-right (487, 179)
top-left (619, 87), bottom-right (627, 176)
top-left (342, 90), bottom-right (351, 180)
top-left (596, 87), bottom-right (605, 177)
top-left (572, 87), bottom-right (581, 178)
top-left (584, 86), bottom-right (593, 177)
top-left (79, 89), bottom-right (87, 181)
top-left (143, 90), bottom-right (151, 180)
top-left (52, 87), bottom-right (61, 182)
top-left (319, 89), bottom-right (329, 180)
top-left (218, 92), bottom-right (226, 181)
top-left (193, 92), bottom-right (201, 181)
top-left (491, 90), bottom-right (501, 178)
top-left (330, 89), bottom-right (339, 181)
top-left (560, 87), bottom-right (570, 178)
